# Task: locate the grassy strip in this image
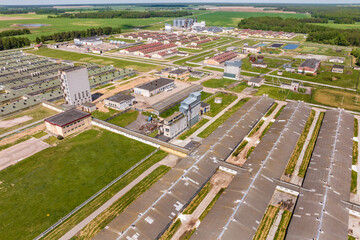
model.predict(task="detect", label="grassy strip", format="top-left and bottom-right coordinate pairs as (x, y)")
top-left (273, 210), bottom-right (292, 240)
top-left (201, 91), bottom-right (213, 101)
top-left (148, 130), bottom-right (158, 138)
top-left (199, 188), bottom-right (225, 221)
top-left (198, 98), bottom-right (250, 138)
top-left (284, 110), bottom-right (315, 176)
top-left (351, 170), bottom-right (358, 194)
top-left (298, 112), bottom-right (325, 178)
top-left (275, 105), bottom-right (285, 119)
top-left (32, 131), bottom-right (48, 139)
top-left (0, 135), bottom-right (31, 151)
top-left (43, 150), bottom-right (168, 240)
top-left (353, 141), bottom-right (358, 165)
top-left (180, 228), bottom-right (196, 240)
top-left (265, 102), bottom-right (279, 118)
top-left (246, 146), bottom-right (255, 159)
top-left (253, 205), bottom-right (280, 240)
top-left (355, 118), bottom-right (358, 138)
top-left (174, 51), bottom-right (212, 65)
top-left (183, 182), bottom-right (212, 214)
top-left (202, 66), bottom-right (223, 72)
top-left (159, 219), bottom-right (181, 240)
top-left (349, 235), bottom-right (356, 240)
top-left (248, 120), bottom-right (265, 137)
top-left (260, 122), bottom-right (273, 140)
top-left (178, 119), bottom-right (209, 140)
top-left (73, 165), bottom-right (171, 239)
top-left (160, 104), bottom-right (180, 119)
top-left (232, 140), bottom-right (248, 157)
top-left (202, 78), bottom-right (236, 89)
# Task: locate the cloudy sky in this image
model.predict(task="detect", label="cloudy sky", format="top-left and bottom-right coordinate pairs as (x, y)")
top-left (3, 0), bottom-right (360, 5)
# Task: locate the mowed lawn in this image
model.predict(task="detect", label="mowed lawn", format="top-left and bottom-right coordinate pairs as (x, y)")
top-left (26, 48), bottom-right (159, 72)
top-left (0, 128), bottom-right (155, 240)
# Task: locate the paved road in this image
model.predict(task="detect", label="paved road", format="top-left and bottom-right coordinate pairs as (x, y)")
top-left (59, 155), bottom-right (177, 240)
top-left (0, 137), bottom-right (49, 171)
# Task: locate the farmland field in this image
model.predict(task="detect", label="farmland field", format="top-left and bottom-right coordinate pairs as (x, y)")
top-left (197, 11), bottom-right (309, 27)
top-left (311, 22), bottom-right (360, 30)
top-left (0, 128), bottom-right (155, 240)
top-left (0, 14), bottom-right (168, 40)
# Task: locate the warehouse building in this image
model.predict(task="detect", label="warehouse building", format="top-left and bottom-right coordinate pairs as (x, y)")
top-left (134, 78), bottom-right (175, 97)
top-left (59, 67), bottom-right (91, 106)
top-left (45, 109), bottom-right (91, 137)
top-left (332, 64), bottom-right (344, 73)
top-left (169, 68), bottom-right (190, 79)
top-left (104, 92), bottom-right (136, 111)
top-left (74, 37), bottom-right (102, 46)
top-left (223, 60), bottom-right (242, 80)
top-left (204, 51), bottom-right (238, 65)
top-left (298, 58), bottom-right (321, 75)
top-left (180, 91), bottom-right (201, 127)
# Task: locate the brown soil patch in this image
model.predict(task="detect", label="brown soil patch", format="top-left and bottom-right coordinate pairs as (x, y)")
top-left (0, 16), bottom-right (37, 21)
top-left (0, 124), bottom-right (45, 146)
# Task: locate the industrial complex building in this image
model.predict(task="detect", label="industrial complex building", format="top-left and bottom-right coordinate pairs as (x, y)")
top-left (104, 93), bottom-right (135, 111)
top-left (134, 78), bottom-right (175, 97)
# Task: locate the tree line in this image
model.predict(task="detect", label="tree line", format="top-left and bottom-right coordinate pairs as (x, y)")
top-left (49, 10), bottom-right (192, 19)
top-left (238, 17), bottom-right (360, 46)
top-left (0, 37), bottom-right (31, 51)
top-left (0, 29), bottom-right (30, 38)
top-left (35, 26), bottom-right (121, 43)
top-left (351, 49), bottom-right (360, 66)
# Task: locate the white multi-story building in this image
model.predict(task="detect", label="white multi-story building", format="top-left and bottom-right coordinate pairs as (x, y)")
top-left (161, 111), bottom-right (187, 138)
top-left (59, 67), bottom-right (91, 106)
top-left (224, 60), bottom-right (242, 80)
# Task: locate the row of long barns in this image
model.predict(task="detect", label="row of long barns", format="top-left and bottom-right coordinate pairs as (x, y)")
top-left (0, 51), bottom-right (134, 116)
top-left (92, 95), bottom-right (358, 240)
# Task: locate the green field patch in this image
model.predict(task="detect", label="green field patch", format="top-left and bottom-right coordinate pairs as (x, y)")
top-left (204, 93), bottom-right (237, 117)
top-left (107, 110), bottom-right (139, 127)
top-left (0, 128), bottom-right (155, 239)
top-left (178, 118), bottom-right (209, 140)
top-left (202, 78), bottom-right (236, 89)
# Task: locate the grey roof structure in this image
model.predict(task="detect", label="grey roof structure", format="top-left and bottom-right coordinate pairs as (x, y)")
top-left (106, 92), bottom-right (134, 103)
top-left (200, 101), bottom-right (210, 108)
top-left (45, 109), bottom-right (90, 127)
top-left (192, 101), bottom-right (311, 240)
top-left (286, 109), bottom-right (354, 240)
top-left (332, 64), bottom-right (344, 69)
top-left (169, 68), bottom-right (188, 75)
top-left (299, 58), bottom-right (321, 69)
top-left (225, 60), bottom-right (242, 67)
top-left (136, 78), bottom-right (174, 92)
top-left (248, 77), bottom-right (264, 83)
top-left (150, 84), bottom-right (203, 114)
top-left (95, 96), bottom-right (274, 240)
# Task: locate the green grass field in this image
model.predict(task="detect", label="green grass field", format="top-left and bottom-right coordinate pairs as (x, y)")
top-left (160, 104), bottom-right (180, 119)
top-left (205, 93), bottom-right (237, 117)
top-left (26, 48), bottom-right (160, 72)
top-left (311, 22), bottom-right (360, 30)
top-left (0, 14), bottom-right (167, 41)
top-left (202, 78), bottom-right (236, 89)
top-left (0, 128), bottom-right (155, 240)
top-left (197, 11), bottom-right (309, 27)
top-left (91, 108), bottom-right (119, 120)
top-left (43, 150), bottom-right (168, 240)
top-left (107, 110), bottom-right (139, 127)
top-left (255, 85), bottom-right (312, 102)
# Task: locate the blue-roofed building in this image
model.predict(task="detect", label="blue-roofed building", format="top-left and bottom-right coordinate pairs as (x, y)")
top-left (224, 60), bottom-right (242, 80)
top-left (180, 91), bottom-right (201, 127)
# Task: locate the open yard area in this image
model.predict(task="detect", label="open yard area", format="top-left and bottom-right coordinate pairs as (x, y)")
top-left (202, 78), bottom-right (236, 89)
top-left (0, 128), bottom-right (155, 240)
top-left (0, 105), bottom-right (57, 136)
top-left (255, 85), bottom-right (312, 102)
top-left (205, 93), bottom-right (237, 117)
top-left (26, 48), bottom-right (159, 72)
top-left (107, 110), bottom-right (139, 127)
top-left (313, 88), bottom-right (360, 112)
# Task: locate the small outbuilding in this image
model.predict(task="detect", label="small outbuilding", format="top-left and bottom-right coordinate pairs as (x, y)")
top-left (45, 109), bottom-right (91, 137)
top-left (104, 93), bottom-right (136, 111)
top-left (247, 77), bottom-right (265, 87)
